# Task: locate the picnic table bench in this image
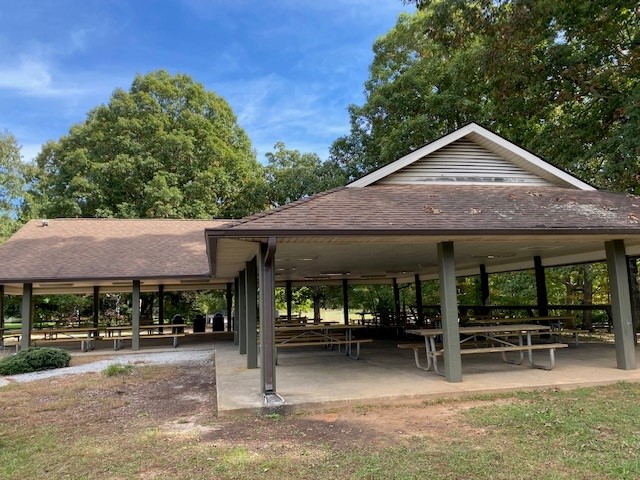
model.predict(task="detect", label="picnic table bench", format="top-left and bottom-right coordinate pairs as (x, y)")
top-left (105, 324), bottom-right (187, 350)
top-left (404, 324), bottom-right (568, 375)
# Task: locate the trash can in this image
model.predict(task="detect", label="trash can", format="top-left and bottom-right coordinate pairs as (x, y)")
top-left (193, 314), bottom-right (206, 333)
top-left (171, 314), bottom-right (184, 334)
top-left (213, 312), bottom-right (224, 331)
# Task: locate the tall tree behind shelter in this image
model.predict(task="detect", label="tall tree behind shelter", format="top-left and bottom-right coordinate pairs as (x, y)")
top-left (0, 131), bottom-right (29, 241)
top-left (29, 70), bottom-right (265, 220)
top-left (264, 142), bottom-right (345, 208)
top-left (333, 1), bottom-right (639, 193)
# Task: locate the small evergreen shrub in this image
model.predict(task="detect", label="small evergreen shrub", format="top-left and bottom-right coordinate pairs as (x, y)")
top-left (0, 347), bottom-right (71, 375)
top-left (103, 363), bottom-right (133, 377)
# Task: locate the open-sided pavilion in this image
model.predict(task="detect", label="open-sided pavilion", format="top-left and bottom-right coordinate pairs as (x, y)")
top-left (205, 123), bottom-right (640, 401)
top-left (1, 123), bottom-right (639, 406)
top-left (0, 218), bottom-right (234, 350)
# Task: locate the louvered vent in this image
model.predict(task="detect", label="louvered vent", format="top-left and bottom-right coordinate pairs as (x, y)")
top-left (376, 138), bottom-right (552, 186)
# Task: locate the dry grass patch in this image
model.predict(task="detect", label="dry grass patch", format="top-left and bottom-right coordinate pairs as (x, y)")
top-left (2, 358), bottom-right (640, 479)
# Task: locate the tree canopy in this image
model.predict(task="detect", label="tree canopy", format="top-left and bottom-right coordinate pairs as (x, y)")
top-left (264, 142), bottom-right (345, 208)
top-left (0, 131), bottom-right (29, 241)
top-left (30, 70), bottom-right (265, 219)
top-left (332, 1), bottom-right (640, 193)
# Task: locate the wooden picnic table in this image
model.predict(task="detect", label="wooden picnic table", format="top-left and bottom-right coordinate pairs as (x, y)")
top-left (104, 324), bottom-right (187, 336)
top-left (105, 324), bottom-right (188, 350)
top-left (465, 315), bottom-right (573, 326)
top-left (33, 326), bottom-right (100, 339)
top-left (405, 324), bottom-right (567, 375)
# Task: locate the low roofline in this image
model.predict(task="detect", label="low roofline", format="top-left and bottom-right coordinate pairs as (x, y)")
top-left (205, 227), bottom-right (640, 238)
top-left (0, 273), bottom-right (215, 285)
top-left (347, 123), bottom-right (596, 190)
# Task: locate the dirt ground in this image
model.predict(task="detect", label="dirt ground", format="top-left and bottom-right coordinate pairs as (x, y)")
top-left (2, 356), bottom-right (491, 452)
top-left (100, 358), bottom-right (489, 449)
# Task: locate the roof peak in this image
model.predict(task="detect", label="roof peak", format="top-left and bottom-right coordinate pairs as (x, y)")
top-left (347, 123), bottom-right (595, 191)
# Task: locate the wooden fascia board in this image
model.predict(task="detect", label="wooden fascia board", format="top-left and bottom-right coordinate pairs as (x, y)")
top-left (203, 228), bottom-right (640, 239)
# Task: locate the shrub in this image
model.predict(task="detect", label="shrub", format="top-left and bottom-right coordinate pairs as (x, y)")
top-left (103, 363), bottom-right (133, 377)
top-left (0, 347), bottom-right (71, 375)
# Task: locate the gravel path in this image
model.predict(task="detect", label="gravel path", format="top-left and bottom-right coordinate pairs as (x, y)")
top-left (0, 349), bottom-right (213, 387)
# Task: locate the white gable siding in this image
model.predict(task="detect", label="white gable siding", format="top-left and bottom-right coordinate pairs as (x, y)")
top-left (375, 138), bottom-right (554, 186)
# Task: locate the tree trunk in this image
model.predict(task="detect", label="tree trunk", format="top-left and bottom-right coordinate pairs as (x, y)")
top-left (582, 264), bottom-right (593, 330)
top-left (140, 294), bottom-right (154, 322)
top-left (564, 274), bottom-right (577, 327)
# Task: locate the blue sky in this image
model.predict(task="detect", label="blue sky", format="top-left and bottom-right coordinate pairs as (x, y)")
top-left (0, 1), bottom-right (413, 164)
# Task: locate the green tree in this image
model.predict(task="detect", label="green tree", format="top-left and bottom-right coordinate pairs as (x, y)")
top-left (0, 130), bottom-right (29, 241)
top-left (264, 142), bottom-right (345, 207)
top-left (30, 70), bottom-right (265, 219)
top-left (334, 1), bottom-right (640, 192)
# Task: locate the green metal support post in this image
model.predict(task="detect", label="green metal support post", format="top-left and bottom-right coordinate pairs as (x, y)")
top-left (132, 280), bottom-right (140, 351)
top-left (259, 238), bottom-right (280, 401)
top-left (605, 240), bottom-right (637, 370)
top-left (245, 257), bottom-right (258, 369)
top-left (93, 286), bottom-right (100, 335)
top-left (226, 282), bottom-right (233, 332)
top-left (285, 280), bottom-right (292, 321)
top-left (0, 285), bottom-right (4, 347)
top-left (20, 283), bottom-right (33, 351)
top-left (238, 269), bottom-right (247, 355)
top-left (233, 277), bottom-right (239, 345)
top-left (438, 242), bottom-right (462, 382)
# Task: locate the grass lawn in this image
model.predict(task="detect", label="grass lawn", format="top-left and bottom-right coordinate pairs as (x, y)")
top-left (1, 361), bottom-right (639, 479)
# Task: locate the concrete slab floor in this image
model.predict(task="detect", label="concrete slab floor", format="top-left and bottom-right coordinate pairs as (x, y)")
top-left (214, 339), bottom-right (640, 415)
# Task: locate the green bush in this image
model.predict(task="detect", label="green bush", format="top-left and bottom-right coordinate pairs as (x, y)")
top-left (0, 347), bottom-right (71, 375)
top-left (103, 363), bottom-right (133, 377)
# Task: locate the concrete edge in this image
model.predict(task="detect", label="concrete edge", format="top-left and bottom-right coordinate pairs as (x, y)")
top-left (215, 377), bottom-right (640, 417)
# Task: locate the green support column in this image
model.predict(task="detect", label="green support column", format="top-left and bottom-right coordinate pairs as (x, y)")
top-left (238, 269), bottom-right (247, 355)
top-left (259, 238), bottom-right (278, 397)
top-left (342, 279), bottom-right (349, 325)
top-left (20, 283), bottom-right (33, 351)
top-left (438, 242), bottom-right (462, 382)
top-left (226, 283), bottom-right (233, 332)
top-left (233, 277), bottom-right (239, 345)
top-left (158, 285), bottom-right (164, 325)
top-left (605, 240), bottom-right (637, 370)
top-left (132, 280), bottom-right (141, 351)
top-left (93, 286), bottom-right (100, 335)
top-left (245, 257), bottom-right (258, 369)
top-left (285, 280), bottom-right (293, 321)
top-left (0, 285), bottom-right (4, 347)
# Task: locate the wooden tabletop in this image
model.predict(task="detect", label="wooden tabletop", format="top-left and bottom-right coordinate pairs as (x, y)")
top-left (275, 324), bottom-right (366, 332)
top-left (105, 324), bottom-right (186, 330)
top-left (466, 316), bottom-right (572, 325)
top-left (33, 326), bottom-right (100, 334)
top-left (406, 324), bottom-right (551, 337)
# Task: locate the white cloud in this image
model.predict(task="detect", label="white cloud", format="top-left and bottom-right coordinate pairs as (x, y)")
top-left (0, 57), bottom-right (52, 92)
top-left (213, 73), bottom-right (353, 161)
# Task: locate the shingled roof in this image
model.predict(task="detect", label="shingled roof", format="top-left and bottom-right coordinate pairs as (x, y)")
top-left (215, 185), bottom-right (640, 236)
top-left (205, 124), bottom-right (640, 282)
top-left (0, 218), bottom-right (225, 284)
